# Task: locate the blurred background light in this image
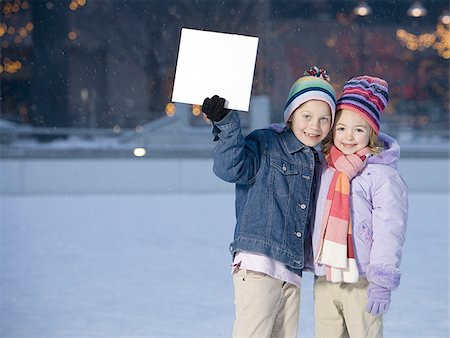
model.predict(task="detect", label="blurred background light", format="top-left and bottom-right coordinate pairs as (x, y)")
top-left (133, 147), bottom-right (146, 157)
top-left (407, 1), bottom-right (427, 17)
top-left (353, 0), bottom-right (372, 16)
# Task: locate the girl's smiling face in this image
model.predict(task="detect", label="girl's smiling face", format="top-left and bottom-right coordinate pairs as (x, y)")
top-left (333, 109), bottom-right (372, 155)
top-left (290, 100), bottom-right (332, 147)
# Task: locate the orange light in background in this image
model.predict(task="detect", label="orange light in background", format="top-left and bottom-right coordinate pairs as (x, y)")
top-left (19, 27), bottom-right (27, 37)
top-left (11, 4), bottom-right (20, 13)
top-left (3, 2), bottom-right (12, 15)
top-left (68, 31), bottom-right (77, 40)
top-left (398, 29), bottom-right (436, 50)
top-left (69, 2), bottom-right (78, 10)
top-left (69, 0), bottom-right (86, 10)
top-left (25, 22), bottom-right (33, 31)
top-left (165, 103), bottom-right (176, 117)
top-left (192, 104), bottom-right (201, 116)
top-left (3, 59), bottom-right (22, 73)
top-left (434, 23), bottom-right (450, 59)
top-left (326, 37), bottom-right (336, 48)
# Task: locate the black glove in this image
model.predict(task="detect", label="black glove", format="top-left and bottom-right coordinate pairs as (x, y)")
top-left (201, 95), bottom-right (231, 122)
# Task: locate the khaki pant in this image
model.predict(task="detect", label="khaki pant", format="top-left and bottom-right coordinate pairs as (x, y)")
top-left (314, 276), bottom-right (383, 338)
top-left (232, 269), bottom-right (300, 338)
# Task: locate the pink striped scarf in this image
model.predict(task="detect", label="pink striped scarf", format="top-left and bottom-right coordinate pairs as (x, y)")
top-left (315, 145), bottom-right (371, 283)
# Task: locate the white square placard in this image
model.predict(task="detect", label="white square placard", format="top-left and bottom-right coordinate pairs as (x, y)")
top-left (171, 28), bottom-right (259, 112)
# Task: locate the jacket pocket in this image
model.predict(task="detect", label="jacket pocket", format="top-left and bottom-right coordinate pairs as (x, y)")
top-left (271, 159), bottom-right (299, 197)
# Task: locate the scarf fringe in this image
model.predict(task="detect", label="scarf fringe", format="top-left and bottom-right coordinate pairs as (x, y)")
top-left (327, 258), bottom-right (360, 283)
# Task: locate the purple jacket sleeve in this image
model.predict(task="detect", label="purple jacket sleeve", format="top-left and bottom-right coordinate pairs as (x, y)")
top-left (367, 168), bottom-right (408, 290)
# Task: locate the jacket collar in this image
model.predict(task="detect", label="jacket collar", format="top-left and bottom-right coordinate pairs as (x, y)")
top-left (280, 128), bottom-right (312, 154)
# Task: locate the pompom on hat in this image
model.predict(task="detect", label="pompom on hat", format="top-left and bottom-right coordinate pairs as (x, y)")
top-left (336, 76), bottom-right (389, 134)
top-left (283, 66), bottom-right (337, 124)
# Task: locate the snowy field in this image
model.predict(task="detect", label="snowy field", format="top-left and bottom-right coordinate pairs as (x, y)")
top-left (0, 190), bottom-right (448, 337)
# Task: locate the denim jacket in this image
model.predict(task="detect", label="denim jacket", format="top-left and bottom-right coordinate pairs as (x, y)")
top-left (212, 111), bottom-right (319, 275)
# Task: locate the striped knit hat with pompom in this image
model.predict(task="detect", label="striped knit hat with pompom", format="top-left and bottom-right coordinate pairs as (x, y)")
top-left (283, 66), bottom-right (337, 124)
top-left (336, 76), bottom-right (389, 134)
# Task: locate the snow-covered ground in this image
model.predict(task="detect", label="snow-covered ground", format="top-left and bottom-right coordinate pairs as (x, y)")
top-left (0, 190), bottom-right (448, 338)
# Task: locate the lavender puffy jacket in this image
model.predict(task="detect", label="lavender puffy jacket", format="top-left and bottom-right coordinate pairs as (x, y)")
top-left (310, 133), bottom-right (408, 290)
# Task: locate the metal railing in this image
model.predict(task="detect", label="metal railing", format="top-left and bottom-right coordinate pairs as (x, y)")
top-left (1, 116), bottom-right (448, 158)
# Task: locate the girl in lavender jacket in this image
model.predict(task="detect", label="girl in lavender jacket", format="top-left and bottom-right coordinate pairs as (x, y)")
top-left (311, 76), bottom-right (408, 338)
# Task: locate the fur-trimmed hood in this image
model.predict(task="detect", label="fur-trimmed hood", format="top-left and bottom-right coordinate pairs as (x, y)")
top-left (368, 133), bottom-right (401, 167)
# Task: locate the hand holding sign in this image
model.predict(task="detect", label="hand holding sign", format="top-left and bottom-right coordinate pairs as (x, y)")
top-left (201, 95), bottom-right (231, 122)
top-left (171, 28), bottom-right (259, 112)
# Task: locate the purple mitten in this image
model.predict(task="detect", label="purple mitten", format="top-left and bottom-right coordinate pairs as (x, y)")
top-left (365, 283), bottom-right (391, 316)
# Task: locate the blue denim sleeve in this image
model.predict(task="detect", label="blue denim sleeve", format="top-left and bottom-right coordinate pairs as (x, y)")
top-left (211, 111), bottom-right (264, 184)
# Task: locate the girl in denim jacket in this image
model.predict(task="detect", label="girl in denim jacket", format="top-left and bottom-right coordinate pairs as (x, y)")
top-left (201, 66), bottom-right (336, 338)
top-left (312, 76), bottom-right (408, 338)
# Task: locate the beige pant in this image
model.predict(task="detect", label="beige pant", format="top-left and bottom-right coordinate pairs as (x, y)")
top-left (314, 276), bottom-right (383, 338)
top-left (232, 268), bottom-right (300, 338)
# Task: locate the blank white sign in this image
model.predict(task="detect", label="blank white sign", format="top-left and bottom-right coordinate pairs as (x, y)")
top-left (171, 28), bottom-right (259, 112)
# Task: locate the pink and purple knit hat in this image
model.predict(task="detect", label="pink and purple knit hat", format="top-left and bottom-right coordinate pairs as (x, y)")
top-left (283, 66), bottom-right (337, 124)
top-left (336, 76), bottom-right (389, 134)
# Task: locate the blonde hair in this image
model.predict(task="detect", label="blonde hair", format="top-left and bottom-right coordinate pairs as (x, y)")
top-left (321, 110), bottom-right (384, 156)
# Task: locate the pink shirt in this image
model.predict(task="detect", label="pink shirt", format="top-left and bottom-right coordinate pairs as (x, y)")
top-left (232, 251), bottom-right (302, 288)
